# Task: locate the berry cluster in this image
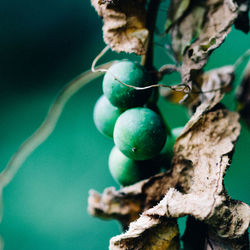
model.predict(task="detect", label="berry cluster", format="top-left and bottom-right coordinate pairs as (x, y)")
top-left (94, 60), bottom-right (179, 186)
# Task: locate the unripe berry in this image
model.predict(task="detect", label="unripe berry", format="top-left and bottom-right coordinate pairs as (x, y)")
top-left (109, 146), bottom-right (160, 186)
top-left (103, 60), bottom-right (152, 109)
top-left (93, 95), bottom-right (123, 138)
top-left (114, 107), bottom-right (167, 160)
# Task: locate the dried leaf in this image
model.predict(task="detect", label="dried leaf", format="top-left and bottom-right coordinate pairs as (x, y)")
top-left (166, 0), bottom-right (248, 87)
top-left (91, 0), bottom-right (148, 55)
top-left (181, 0), bottom-right (240, 85)
top-left (89, 1), bottom-right (249, 248)
top-left (88, 171), bottom-right (182, 229)
top-left (160, 65), bottom-right (234, 111)
top-left (167, 2), bottom-right (206, 62)
top-left (110, 108), bottom-right (249, 249)
top-left (88, 97), bottom-right (249, 248)
top-left (184, 65), bottom-right (234, 110)
top-left (166, 110), bottom-right (249, 239)
top-left (110, 218), bottom-right (179, 250)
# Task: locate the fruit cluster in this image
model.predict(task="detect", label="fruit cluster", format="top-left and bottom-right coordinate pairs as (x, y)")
top-left (93, 60), bottom-right (178, 186)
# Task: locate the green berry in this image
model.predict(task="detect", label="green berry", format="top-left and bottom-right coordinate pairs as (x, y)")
top-left (114, 107), bottom-right (167, 160)
top-left (103, 60), bottom-right (152, 109)
top-left (93, 95), bottom-right (123, 138)
top-left (109, 146), bottom-right (160, 186)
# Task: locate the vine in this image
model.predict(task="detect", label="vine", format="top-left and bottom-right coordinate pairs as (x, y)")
top-left (1, 0), bottom-right (250, 249)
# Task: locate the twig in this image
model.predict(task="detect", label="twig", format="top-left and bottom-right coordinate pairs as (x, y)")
top-left (0, 61), bottom-right (115, 216)
top-left (91, 46), bottom-right (191, 93)
top-left (91, 45), bottom-right (110, 73)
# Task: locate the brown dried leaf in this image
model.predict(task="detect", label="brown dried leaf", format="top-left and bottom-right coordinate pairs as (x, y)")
top-left (167, 0), bottom-right (248, 86)
top-left (110, 108), bottom-right (249, 249)
top-left (182, 0), bottom-right (249, 86)
top-left (110, 218), bottom-right (179, 250)
top-left (88, 57), bottom-right (248, 249)
top-left (183, 65), bottom-right (234, 110)
top-left (88, 101), bottom-right (250, 248)
top-left (167, 2), bottom-right (206, 62)
top-left (160, 65), bottom-right (234, 111)
top-left (88, 78), bottom-right (244, 248)
top-left (91, 0), bottom-right (148, 55)
top-left (88, 171), bottom-right (183, 229)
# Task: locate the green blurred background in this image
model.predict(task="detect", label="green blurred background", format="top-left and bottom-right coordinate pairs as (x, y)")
top-left (0, 1), bottom-right (249, 249)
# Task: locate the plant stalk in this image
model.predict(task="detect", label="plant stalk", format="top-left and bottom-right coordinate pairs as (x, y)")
top-left (141, 0), bottom-right (161, 70)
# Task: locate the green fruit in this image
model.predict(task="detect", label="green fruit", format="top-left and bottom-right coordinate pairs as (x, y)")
top-left (103, 60), bottom-right (152, 109)
top-left (114, 107), bottom-right (167, 160)
top-left (93, 95), bottom-right (123, 138)
top-left (109, 146), bottom-right (160, 186)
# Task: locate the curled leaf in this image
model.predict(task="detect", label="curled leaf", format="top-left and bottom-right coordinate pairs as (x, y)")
top-left (166, 0), bottom-right (248, 86)
top-left (109, 108), bottom-right (249, 249)
top-left (167, 2), bottom-right (206, 62)
top-left (160, 65), bottom-right (234, 112)
top-left (181, 0), bottom-right (241, 85)
top-left (110, 218), bottom-right (179, 250)
top-left (91, 0), bottom-right (148, 55)
top-left (184, 65), bottom-right (234, 110)
top-left (88, 171), bottom-right (182, 229)
top-left (88, 88), bottom-right (249, 248)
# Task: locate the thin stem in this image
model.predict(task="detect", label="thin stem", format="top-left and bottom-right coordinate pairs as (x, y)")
top-left (91, 45), bottom-right (110, 73)
top-left (0, 62), bottom-right (114, 190)
top-left (92, 47), bottom-right (191, 93)
top-left (141, 0), bottom-right (161, 70)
